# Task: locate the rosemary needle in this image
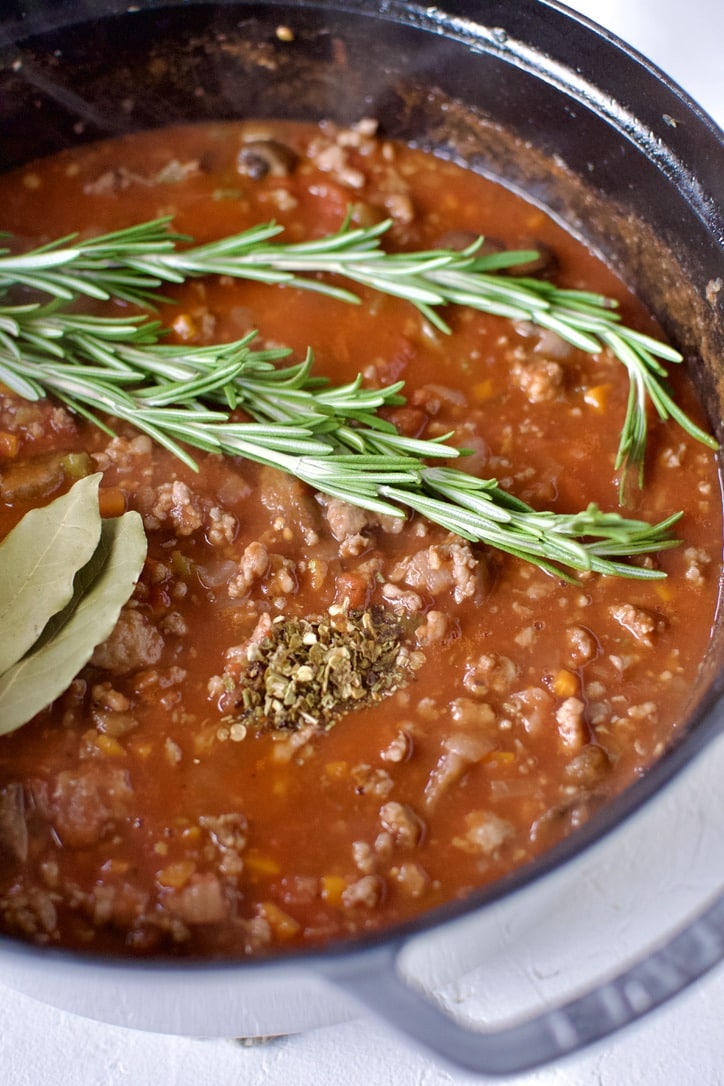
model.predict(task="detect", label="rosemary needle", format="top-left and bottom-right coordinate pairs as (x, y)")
top-left (0, 216), bottom-right (717, 493)
top-left (0, 304), bottom-right (678, 580)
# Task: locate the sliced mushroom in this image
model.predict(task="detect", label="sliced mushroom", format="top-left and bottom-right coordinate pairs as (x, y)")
top-left (236, 139), bottom-right (299, 180)
top-left (0, 451), bottom-right (71, 503)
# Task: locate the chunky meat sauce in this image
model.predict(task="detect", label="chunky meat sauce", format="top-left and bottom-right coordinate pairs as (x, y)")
top-left (0, 120), bottom-right (720, 957)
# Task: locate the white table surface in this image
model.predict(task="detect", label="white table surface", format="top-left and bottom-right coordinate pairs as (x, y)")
top-left (2, 2), bottom-right (723, 1083)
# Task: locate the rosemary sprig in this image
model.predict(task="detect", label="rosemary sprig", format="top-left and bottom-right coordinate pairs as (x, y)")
top-left (0, 217), bottom-right (716, 491)
top-left (0, 303), bottom-right (678, 580)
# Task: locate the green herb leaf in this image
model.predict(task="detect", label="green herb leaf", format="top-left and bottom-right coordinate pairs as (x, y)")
top-left (0, 508), bottom-right (147, 735)
top-left (0, 313), bottom-right (682, 578)
top-left (2, 215), bottom-right (717, 492)
top-left (0, 473), bottom-right (102, 674)
top-left (0, 215), bottom-right (711, 578)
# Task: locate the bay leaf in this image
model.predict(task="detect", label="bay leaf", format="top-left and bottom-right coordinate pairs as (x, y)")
top-left (0, 473), bottom-right (103, 675)
top-left (0, 509), bottom-right (146, 735)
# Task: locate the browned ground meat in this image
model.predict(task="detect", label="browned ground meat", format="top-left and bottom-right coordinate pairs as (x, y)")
top-left (91, 608), bottom-right (164, 673)
top-left (30, 765), bottom-right (134, 849)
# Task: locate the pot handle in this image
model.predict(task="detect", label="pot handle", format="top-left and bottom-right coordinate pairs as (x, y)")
top-left (324, 889), bottom-right (724, 1076)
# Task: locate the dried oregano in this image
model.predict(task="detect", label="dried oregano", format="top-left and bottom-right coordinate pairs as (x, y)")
top-left (233, 607), bottom-right (422, 732)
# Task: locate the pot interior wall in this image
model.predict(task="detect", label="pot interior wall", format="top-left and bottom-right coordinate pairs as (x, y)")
top-left (1, 0), bottom-right (723, 778)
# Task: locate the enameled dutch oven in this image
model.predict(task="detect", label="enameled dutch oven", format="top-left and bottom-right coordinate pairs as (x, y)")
top-left (0, 1), bottom-right (723, 1076)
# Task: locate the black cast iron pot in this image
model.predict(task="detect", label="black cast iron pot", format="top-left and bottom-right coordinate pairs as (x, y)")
top-left (0, 1), bottom-right (723, 1076)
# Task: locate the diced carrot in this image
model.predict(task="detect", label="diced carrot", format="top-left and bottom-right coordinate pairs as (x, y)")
top-left (244, 851), bottom-right (281, 877)
top-left (95, 733), bottom-right (126, 758)
top-left (483, 750), bottom-right (516, 767)
top-left (472, 378), bottom-right (495, 401)
top-left (333, 572), bottom-right (369, 610)
top-left (552, 668), bottom-right (579, 698)
top-left (98, 486), bottom-right (127, 518)
top-left (583, 384), bottom-right (611, 412)
top-left (100, 859), bottom-right (131, 876)
top-left (260, 902), bottom-right (301, 941)
top-left (0, 431), bottom-right (19, 458)
top-left (321, 875), bottom-right (347, 906)
top-left (171, 312), bottom-right (197, 340)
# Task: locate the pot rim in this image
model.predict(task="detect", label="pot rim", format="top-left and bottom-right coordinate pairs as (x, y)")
top-left (0, 0), bottom-right (722, 977)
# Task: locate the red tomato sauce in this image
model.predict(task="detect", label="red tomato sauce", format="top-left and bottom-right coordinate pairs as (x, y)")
top-left (0, 119), bottom-right (719, 957)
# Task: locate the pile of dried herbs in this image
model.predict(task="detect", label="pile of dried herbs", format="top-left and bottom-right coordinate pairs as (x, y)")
top-left (233, 607), bottom-right (420, 732)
